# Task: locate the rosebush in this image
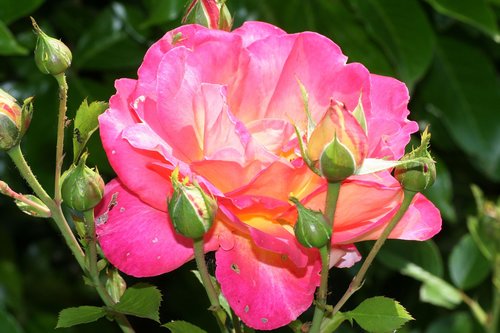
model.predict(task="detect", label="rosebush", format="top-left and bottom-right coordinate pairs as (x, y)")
top-left (95, 22), bottom-right (441, 330)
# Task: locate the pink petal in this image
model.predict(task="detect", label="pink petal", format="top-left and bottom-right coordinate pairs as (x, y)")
top-left (95, 179), bottom-right (223, 277)
top-left (215, 232), bottom-right (320, 330)
top-left (232, 21), bottom-right (287, 47)
top-left (367, 74), bottom-right (419, 160)
top-left (99, 80), bottom-right (172, 211)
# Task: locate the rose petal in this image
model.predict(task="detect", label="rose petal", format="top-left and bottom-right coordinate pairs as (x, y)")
top-left (215, 232), bottom-right (320, 330)
top-left (367, 74), bottom-right (419, 159)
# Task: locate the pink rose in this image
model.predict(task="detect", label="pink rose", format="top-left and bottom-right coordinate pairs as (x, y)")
top-left (96, 22), bottom-right (441, 330)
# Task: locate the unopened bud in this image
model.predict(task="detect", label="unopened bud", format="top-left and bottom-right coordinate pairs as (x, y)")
top-left (106, 268), bottom-right (127, 303)
top-left (182, 0), bottom-right (232, 31)
top-left (61, 153), bottom-right (105, 211)
top-left (32, 17), bottom-right (72, 75)
top-left (0, 89), bottom-right (22, 150)
top-left (319, 135), bottom-right (357, 182)
top-left (291, 197), bottom-right (331, 249)
top-left (168, 169), bottom-right (217, 239)
top-left (394, 128), bottom-right (436, 192)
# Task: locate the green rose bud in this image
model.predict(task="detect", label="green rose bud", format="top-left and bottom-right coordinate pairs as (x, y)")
top-left (291, 197), bottom-right (331, 249)
top-left (168, 168), bottom-right (217, 239)
top-left (106, 268), bottom-right (127, 303)
top-left (61, 153), bottom-right (105, 211)
top-left (319, 135), bottom-right (357, 183)
top-left (394, 128), bottom-right (436, 192)
top-left (32, 17), bottom-right (72, 76)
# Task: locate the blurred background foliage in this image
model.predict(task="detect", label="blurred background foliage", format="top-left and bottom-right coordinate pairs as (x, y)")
top-left (0, 0), bottom-right (499, 332)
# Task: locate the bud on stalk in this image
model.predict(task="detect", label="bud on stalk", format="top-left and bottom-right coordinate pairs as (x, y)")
top-left (182, 0), bottom-right (232, 31)
top-left (168, 169), bottom-right (217, 239)
top-left (31, 17), bottom-right (72, 76)
top-left (291, 197), bottom-right (331, 249)
top-left (0, 89), bottom-right (32, 151)
top-left (394, 128), bottom-right (436, 192)
top-left (61, 153), bottom-right (105, 211)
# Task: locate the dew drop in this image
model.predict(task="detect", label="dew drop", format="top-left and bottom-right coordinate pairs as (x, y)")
top-left (244, 305), bottom-right (249, 313)
top-left (152, 237), bottom-right (159, 243)
top-left (111, 150), bottom-right (116, 155)
top-left (120, 207), bottom-right (125, 213)
top-left (261, 318), bottom-right (268, 324)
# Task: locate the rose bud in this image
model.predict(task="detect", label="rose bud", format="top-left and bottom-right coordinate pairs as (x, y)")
top-left (291, 197), bottom-right (331, 249)
top-left (168, 168), bottom-right (217, 239)
top-left (0, 88), bottom-right (22, 151)
top-left (106, 268), bottom-right (127, 303)
top-left (182, 0), bottom-right (232, 31)
top-left (61, 153), bottom-right (105, 211)
top-left (394, 128), bottom-right (436, 192)
top-left (307, 100), bottom-right (368, 182)
top-left (31, 17), bottom-right (72, 76)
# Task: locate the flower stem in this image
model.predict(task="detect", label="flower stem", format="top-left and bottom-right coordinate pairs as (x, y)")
top-left (53, 73), bottom-right (68, 205)
top-left (487, 251), bottom-right (500, 333)
top-left (7, 145), bottom-right (86, 268)
top-left (309, 181), bottom-right (341, 333)
top-left (83, 210), bottom-right (135, 333)
top-left (0, 180), bottom-right (51, 216)
top-left (329, 189), bottom-right (417, 318)
top-left (193, 238), bottom-right (228, 333)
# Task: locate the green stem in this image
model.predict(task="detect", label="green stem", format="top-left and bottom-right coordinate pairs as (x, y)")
top-left (329, 190), bottom-right (417, 318)
top-left (53, 73), bottom-right (68, 205)
top-left (231, 307), bottom-right (242, 333)
top-left (309, 181), bottom-right (341, 333)
top-left (0, 180), bottom-right (51, 216)
top-left (8, 145), bottom-right (85, 268)
top-left (193, 238), bottom-right (228, 333)
top-left (460, 291), bottom-right (488, 326)
top-left (83, 210), bottom-right (135, 333)
top-left (488, 253), bottom-right (500, 333)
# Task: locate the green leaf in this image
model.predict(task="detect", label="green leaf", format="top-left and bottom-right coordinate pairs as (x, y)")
top-left (467, 216), bottom-right (495, 260)
top-left (425, 312), bottom-right (474, 333)
top-left (351, 0), bottom-right (435, 88)
top-left (141, 0), bottom-right (184, 28)
top-left (346, 296), bottom-right (413, 332)
top-left (419, 277), bottom-right (462, 309)
top-left (0, 20), bottom-right (28, 56)
top-left (112, 283), bottom-right (162, 322)
top-left (72, 99), bottom-right (108, 163)
top-left (426, 0), bottom-right (500, 41)
top-left (0, 0), bottom-right (45, 25)
top-left (420, 37), bottom-right (500, 181)
top-left (162, 320), bottom-right (208, 333)
top-left (314, 0), bottom-right (395, 77)
top-left (56, 306), bottom-right (107, 328)
top-left (73, 6), bottom-right (145, 70)
top-left (448, 234), bottom-right (491, 290)
top-left (378, 240), bottom-right (444, 277)
top-left (0, 309), bottom-right (24, 333)
top-left (0, 260), bottom-right (23, 311)
top-left (377, 241), bottom-right (462, 308)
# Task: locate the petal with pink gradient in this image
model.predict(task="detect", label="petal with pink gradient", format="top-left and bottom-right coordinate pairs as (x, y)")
top-left (367, 74), bottom-right (419, 160)
top-left (95, 179), bottom-right (222, 277)
top-left (215, 232), bottom-right (320, 330)
top-left (232, 21), bottom-right (286, 47)
top-left (99, 80), bottom-right (173, 211)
